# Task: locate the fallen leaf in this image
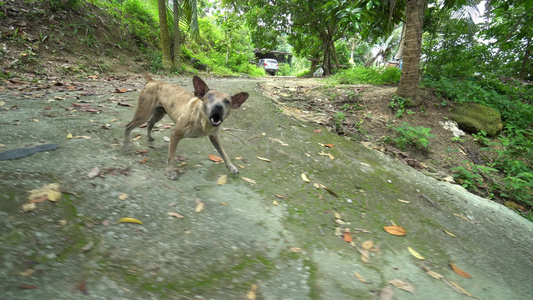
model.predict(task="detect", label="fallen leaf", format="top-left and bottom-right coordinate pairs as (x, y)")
top-left (67, 132), bottom-right (73, 139)
top-left (209, 154), bottom-right (223, 162)
top-left (407, 246), bottom-right (425, 260)
top-left (217, 174), bottom-right (228, 185)
top-left (118, 217), bottom-right (143, 225)
top-left (118, 193), bottom-right (128, 200)
top-left (246, 284), bottom-right (257, 300)
top-left (383, 225), bottom-right (407, 236)
top-left (443, 229), bottom-right (457, 237)
top-left (354, 272), bottom-right (371, 284)
top-left (117, 102), bottom-right (131, 107)
top-left (318, 151), bottom-right (335, 160)
top-left (505, 201), bottom-right (526, 211)
top-left (379, 286), bottom-right (394, 300)
top-left (114, 87), bottom-right (127, 93)
top-left (77, 281), bottom-right (87, 293)
top-left (289, 246), bottom-right (302, 253)
top-left (273, 200), bottom-right (278, 206)
top-left (389, 279), bottom-right (416, 293)
top-left (324, 143), bottom-right (334, 148)
top-left (139, 157), bottom-right (147, 163)
top-left (257, 156), bottom-right (271, 162)
top-left (30, 195), bottom-right (48, 203)
top-left (362, 241), bottom-right (374, 250)
top-left (420, 266), bottom-right (444, 280)
top-left (343, 232), bottom-right (353, 243)
top-left (132, 134), bottom-right (142, 141)
top-left (241, 177), bottom-right (257, 184)
top-left (58, 220), bottom-right (67, 226)
top-left (167, 212), bottom-right (185, 219)
top-left (19, 284), bottom-right (37, 289)
top-left (450, 263), bottom-right (471, 278)
top-left (73, 135), bottom-right (91, 139)
top-left (195, 199), bottom-right (205, 212)
top-left (313, 129), bottom-right (322, 133)
top-left (20, 269), bottom-right (35, 276)
top-left (301, 173), bottom-right (311, 183)
top-left (443, 279), bottom-right (476, 298)
top-left (453, 213), bottom-right (472, 222)
top-left (397, 199), bottom-right (410, 204)
top-left (274, 194), bottom-right (287, 199)
top-left (359, 248), bottom-right (370, 263)
top-left (28, 183), bottom-right (61, 202)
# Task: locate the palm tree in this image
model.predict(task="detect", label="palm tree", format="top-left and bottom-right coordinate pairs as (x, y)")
top-left (396, 0), bottom-right (426, 105)
top-left (157, 0), bottom-right (199, 69)
top-left (157, 0), bottom-right (173, 68)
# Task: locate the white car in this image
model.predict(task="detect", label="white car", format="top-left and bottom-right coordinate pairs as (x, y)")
top-left (257, 58), bottom-right (279, 76)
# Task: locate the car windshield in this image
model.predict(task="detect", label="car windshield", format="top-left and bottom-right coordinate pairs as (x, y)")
top-left (265, 60), bottom-right (277, 64)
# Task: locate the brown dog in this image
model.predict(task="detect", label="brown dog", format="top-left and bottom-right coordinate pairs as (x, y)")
top-left (123, 71), bottom-right (249, 179)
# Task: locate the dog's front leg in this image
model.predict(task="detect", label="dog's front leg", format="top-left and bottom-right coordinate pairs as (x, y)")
top-left (209, 135), bottom-right (239, 174)
top-left (166, 130), bottom-right (184, 180)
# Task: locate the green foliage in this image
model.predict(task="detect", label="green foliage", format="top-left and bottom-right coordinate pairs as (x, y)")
top-left (452, 161), bottom-right (499, 193)
top-left (277, 63), bottom-right (292, 76)
top-left (389, 95), bottom-right (413, 118)
top-left (425, 77), bottom-right (533, 129)
top-left (386, 123), bottom-right (435, 151)
top-left (426, 76), bottom-right (533, 208)
top-left (332, 66), bottom-right (400, 85)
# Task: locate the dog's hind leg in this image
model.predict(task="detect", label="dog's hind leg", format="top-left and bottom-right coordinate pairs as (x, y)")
top-left (123, 99), bottom-right (154, 150)
top-left (147, 106), bottom-right (166, 141)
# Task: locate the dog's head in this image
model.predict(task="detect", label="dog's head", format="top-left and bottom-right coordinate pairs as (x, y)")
top-left (193, 76), bottom-right (249, 127)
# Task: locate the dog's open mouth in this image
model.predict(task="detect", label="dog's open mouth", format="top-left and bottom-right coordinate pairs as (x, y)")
top-left (209, 113), bottom-right (223, 127)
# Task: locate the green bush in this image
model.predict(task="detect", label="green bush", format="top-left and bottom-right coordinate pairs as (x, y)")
top-left (332, 66), bottom-right (401, 85)
top-left (386, 123), bottom-right (435, 151)
top-left (426, 76), bottom-right (533, 209)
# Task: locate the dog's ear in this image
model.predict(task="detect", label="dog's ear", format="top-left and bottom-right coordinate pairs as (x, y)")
top-left (193, 76), bottom-right (209, 98)
top-left (231, 92), bottom-right (249, 109)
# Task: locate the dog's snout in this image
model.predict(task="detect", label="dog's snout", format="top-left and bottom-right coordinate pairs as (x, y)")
top-left (208, 102), bottom-right (225, 127)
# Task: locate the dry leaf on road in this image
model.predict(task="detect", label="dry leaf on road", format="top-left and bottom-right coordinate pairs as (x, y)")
top-left (118, 217), bottom-right (143, 225)
top-left (195, 199), bottom-right (205, 212)
top-left (301, 173), bottom-right (311, 182)
top-left (450, 263), bottom-right (471, 278)
top-left (420, 266), bottom-right (444, 280)
top-left (343, 232), bottom-right (353, 243)
top-left (389, 279), bottom-right (416, 294)
top-left (246, 284), bottom-right (257, 300)
top-left (362, 241), bottom-right (374, 250)
top-left (407, 247), bottom-right (425, 260)
top-left (217, 174), bottom-right (227, 185)
top-left (209, 154), bottom-right (223, 162)
top-left (241, 177), bottom-right (257, 184)
top-left (167, 212), bottom-right (185, 219)
top-left (383, 225), bottom-right (407, 236)
top-left (443, 279), bottom-right (476, 298)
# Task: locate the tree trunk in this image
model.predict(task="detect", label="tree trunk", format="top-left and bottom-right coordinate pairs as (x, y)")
top-left (173, 0), bottom-right (181, 69)
top-left (396, 0), bottom-right (425, 105)
top-left (157, 0), bottom-right (172, 68)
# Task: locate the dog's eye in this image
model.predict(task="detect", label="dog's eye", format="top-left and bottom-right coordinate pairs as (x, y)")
top-left (224, 99), bottom-right (230, 105)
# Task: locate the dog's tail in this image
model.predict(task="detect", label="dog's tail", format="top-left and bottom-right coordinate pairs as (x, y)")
top-left (133, 65), bottom-right (154, 83)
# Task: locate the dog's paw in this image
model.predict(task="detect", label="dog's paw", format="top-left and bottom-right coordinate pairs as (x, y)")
top-left (166, 169), bottom-right (178, 180)
top-left (228, 165), bottom-right (239, 174)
